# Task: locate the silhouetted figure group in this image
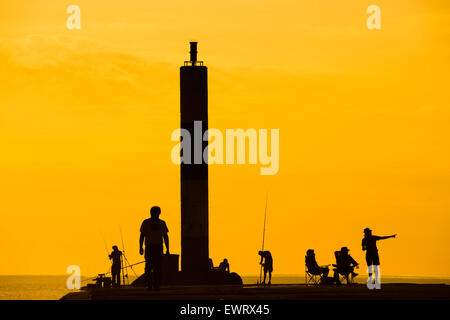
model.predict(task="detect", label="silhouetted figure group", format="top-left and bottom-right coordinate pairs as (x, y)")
top-left (306, 228), bottom-right (396, 285)
top-left (104, 206), bottom-right (395, 290)
top-left (306, 247), bottom-right (358, 285)
top-left (139, 206), bottom-right (170, 291)
top-left (208, 258), bottom-right (231, 273)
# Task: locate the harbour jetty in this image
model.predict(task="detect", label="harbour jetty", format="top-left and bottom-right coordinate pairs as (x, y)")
top-left (61, 283), bottom-right (450, 300)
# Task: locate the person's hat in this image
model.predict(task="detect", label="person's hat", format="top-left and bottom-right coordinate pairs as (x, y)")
top-left (340, 246), bottom-right (349, 253)
top-left (364, 227), bottom-right (372, 234)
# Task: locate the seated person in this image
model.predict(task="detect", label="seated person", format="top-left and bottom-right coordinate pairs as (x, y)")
top-left (333, 247), bottom-right (359, 284)
top-left (218, 258), bottom-right (230, 273)
top-left (208, 258), bottom-right (214, 271)
top-left (305, 249), bottom-right (330, 278)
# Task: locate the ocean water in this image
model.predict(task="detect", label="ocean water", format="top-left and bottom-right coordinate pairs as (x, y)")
top-left (0, 275), bottom-right (449, 300)
top-left (0, 276), bottom-right (73, 300)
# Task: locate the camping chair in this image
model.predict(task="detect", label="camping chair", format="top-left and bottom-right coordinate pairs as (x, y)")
top-left (334, 269), bottom-right (353, 285)
top-left (305, 257), bottom-right (322, 285)
top-left (333, 251), bottom-right (354, 285)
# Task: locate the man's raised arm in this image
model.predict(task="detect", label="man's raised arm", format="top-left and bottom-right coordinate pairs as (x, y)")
top-left (378, 234), bottom-right (396, 240)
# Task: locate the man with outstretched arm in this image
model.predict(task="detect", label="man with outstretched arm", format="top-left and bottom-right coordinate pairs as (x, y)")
top-left (362, 227), bottom-right (396, 288)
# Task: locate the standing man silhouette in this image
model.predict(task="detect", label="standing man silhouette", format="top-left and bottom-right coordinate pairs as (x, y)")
top-left (109, 245), bottom-right (122, 287)
top-left (362, 228), bottom-right (396, 288)
top-left (139, 206), bottom-right (170, 290)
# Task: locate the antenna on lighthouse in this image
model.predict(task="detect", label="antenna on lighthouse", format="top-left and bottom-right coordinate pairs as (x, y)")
top-left (184, 41), bottom-right (203, 66)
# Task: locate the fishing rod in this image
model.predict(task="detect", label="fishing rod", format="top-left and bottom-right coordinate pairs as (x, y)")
top-left (120, 227), bottom-right (128, 284)
top-left (81, 267), bottom-right (111, 283)
top-left (101, 233), bottom-right (110, 262)
top-left (123, 252), bottom-right (138, 278)
top-left (81, 261), bottom-right (146, 283)
top-left (121, 260), bottom-right (145, 269)
top-left (120, 227), bottom-right (139, 282)
top-left (259, 192), bottom-right (268, 285)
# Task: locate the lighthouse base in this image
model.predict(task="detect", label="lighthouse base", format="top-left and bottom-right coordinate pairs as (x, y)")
top-left (131, 270), bottom-right (243, 287)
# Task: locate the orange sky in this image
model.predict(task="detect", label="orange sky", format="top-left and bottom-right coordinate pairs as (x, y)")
top-left (0, 0), bottom-right (449, 278)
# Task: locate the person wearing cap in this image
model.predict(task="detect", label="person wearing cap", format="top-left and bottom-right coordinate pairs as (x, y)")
top-left (305, 249), bottom-right (330, 279)
top-left (362, 228), bottom-right (396, 269)
top-left (109, 245), bottom-right (122, 287)
top-left (333, 247), bottom-right (359, 284)
top-left (139, 206), bottom-right (170, 290)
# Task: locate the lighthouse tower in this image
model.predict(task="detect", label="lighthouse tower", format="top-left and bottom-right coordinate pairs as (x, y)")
top-left (180, 42), bottom-right (209, 275)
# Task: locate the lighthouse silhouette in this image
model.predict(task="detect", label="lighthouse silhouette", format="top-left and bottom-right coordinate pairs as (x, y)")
top-left (180, 42), bottom-right (209, 275)
top-left (177, 42), bottom-right (241, 285)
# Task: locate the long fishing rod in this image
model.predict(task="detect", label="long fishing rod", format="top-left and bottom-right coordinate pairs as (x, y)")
top-left (120, 228), bottom-right (128, 284)
top-left (259, 192), bottom-right (268, 285)
top-left (81, 260), bottom-right (146, 283)
top-left (123, 253), bottom-right (138, 278)
top-left (121, 260), bottom-right (145, 269)
top-left (101, 234), bottom-right (110, 262)
top-left (81, 266), bottom-right (111, 283)
top-left (120, 227), bottom-right (138, 280)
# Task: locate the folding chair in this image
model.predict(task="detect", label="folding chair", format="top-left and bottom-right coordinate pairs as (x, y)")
top-left (333, 269), bottom-right (353, 284)
top-left (305, 260), bottom-right (322, 285)
top-left (333, 251), bottom-right (354, 285)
